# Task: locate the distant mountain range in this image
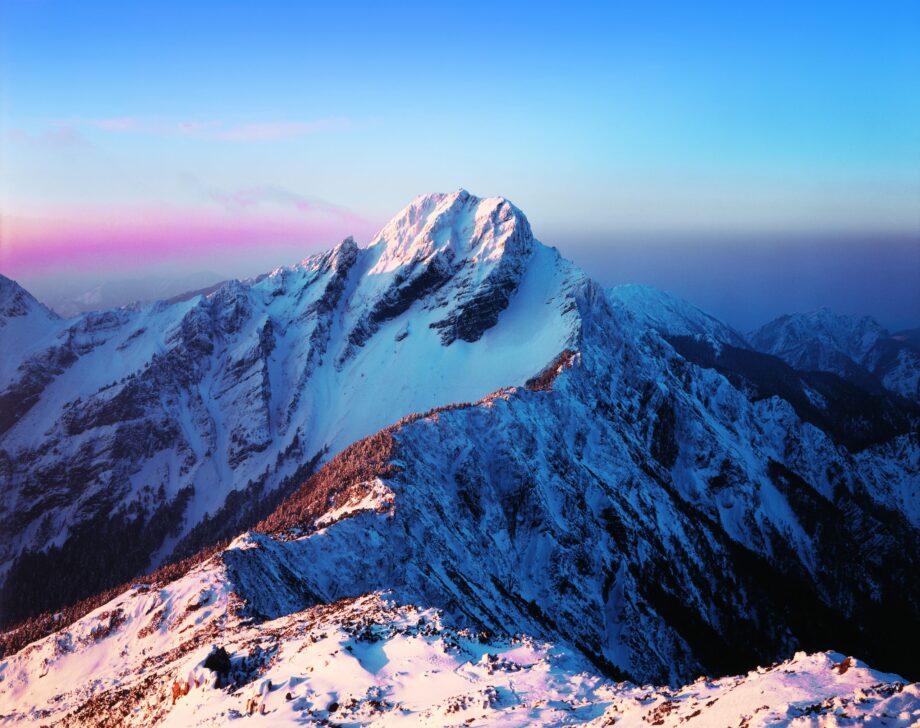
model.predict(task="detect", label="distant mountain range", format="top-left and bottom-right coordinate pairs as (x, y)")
top-left (27, 272), bottom-right (228, 319)
top-left (749, 308), bottom-right (920, 402)
top-left (1, 191), bottom-right (917, 725)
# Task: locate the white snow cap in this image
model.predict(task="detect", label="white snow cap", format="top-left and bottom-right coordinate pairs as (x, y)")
top-left (367, 189), bottom-right (533, 274)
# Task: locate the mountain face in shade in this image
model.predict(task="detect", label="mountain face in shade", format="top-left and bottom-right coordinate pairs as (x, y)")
top-left (0, 275), bottom-right (56, 320)
top-left (213, 282), bottom-right (918, 685)
top-left (750, 308), bottom-right (920, 402)
top-left (0, 192), bottom-right (918, 726)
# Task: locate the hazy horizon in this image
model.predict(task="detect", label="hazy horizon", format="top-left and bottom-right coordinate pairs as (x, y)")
top-left (2, 1), bottom-right (919, 331)
top-left (13, 223), bottom-right (920, 334)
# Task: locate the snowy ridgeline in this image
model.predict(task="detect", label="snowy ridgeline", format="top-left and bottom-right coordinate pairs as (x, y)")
top-left (0, 556), bottom-right (916, 727)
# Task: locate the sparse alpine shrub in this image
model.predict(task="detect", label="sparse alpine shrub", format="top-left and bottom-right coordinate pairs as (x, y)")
top-left (203, 645), bottom-right (231, 675)
top-left (525, 349), bottom-right (577, 391)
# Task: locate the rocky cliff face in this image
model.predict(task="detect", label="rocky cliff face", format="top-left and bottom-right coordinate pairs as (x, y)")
top-left (0, 277), bottom-right (917, 724)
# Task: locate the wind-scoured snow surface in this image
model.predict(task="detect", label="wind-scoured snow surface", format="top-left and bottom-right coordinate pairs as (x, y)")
top-left (0, 556), bottom-right (917, 726)
top-left (1, 192), bottom-right (919, 725)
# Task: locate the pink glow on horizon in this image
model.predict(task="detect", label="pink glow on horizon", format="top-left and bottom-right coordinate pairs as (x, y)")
top-left (0, 205), bottom-right (381, 279)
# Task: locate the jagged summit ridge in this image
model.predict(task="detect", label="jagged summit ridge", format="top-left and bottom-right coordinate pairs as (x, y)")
top-left (0, 273), bottom-right (59, 324)
top-left (367, 189), bottom-right (533, 269)
top-left (345, 189), bottom-right (538, 347)
top-left (750, 307), bottom-right (888, 366)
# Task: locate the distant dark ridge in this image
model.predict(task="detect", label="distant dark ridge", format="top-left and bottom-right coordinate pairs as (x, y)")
top-left (667, 336), bottom-right (919, 451)
top-left (164, 280), bottom-right (231, 304)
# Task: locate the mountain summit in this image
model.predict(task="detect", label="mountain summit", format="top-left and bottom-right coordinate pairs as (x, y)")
top-left (367, 190), bottom-right (532, 272)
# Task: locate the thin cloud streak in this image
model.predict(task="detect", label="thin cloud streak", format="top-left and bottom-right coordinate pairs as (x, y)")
top-left (212, 119), bottom-right (349, 140)
top-left (8, 127), bottom-right (94, 149)
top-left (63, 116), bottom-right (351, 141)
top-left (91, 117), bottom-right (140, 131)
top-left (181, 175), bottom-right (367, 225)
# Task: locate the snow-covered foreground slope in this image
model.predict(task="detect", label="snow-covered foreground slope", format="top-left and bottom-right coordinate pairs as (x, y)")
top-left (0, 191), bottom-right (584, 625)
top-left (1, 551), bottom-right (916, 727)
top-left (195, 284), bottom-right (917, 685)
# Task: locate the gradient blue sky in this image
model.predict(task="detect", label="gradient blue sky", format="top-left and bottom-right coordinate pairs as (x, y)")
top-left (1, 1), bottom-right (918, 328)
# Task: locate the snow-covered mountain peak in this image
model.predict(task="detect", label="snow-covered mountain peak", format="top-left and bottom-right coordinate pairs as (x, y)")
top-left (291, 235), bottom-right (359, 275)
top-left (798, 307), bottom-right (887, 345)
top-left (366, 189), bottom-right (533, 275)
top-left (751, 308), bottom-right (888, 364)
top-left (0, 191), bottom-right (588, 627)
top-left (3, 192), bottom-right (920, 725)
top-left (749, 308), bottom-right (920, 401)
top-left (0, 274), bottom-right (58, 324)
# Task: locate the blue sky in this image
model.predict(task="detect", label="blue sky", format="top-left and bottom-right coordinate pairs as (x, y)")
top-left (1, 1), bottom-right (918, 327)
